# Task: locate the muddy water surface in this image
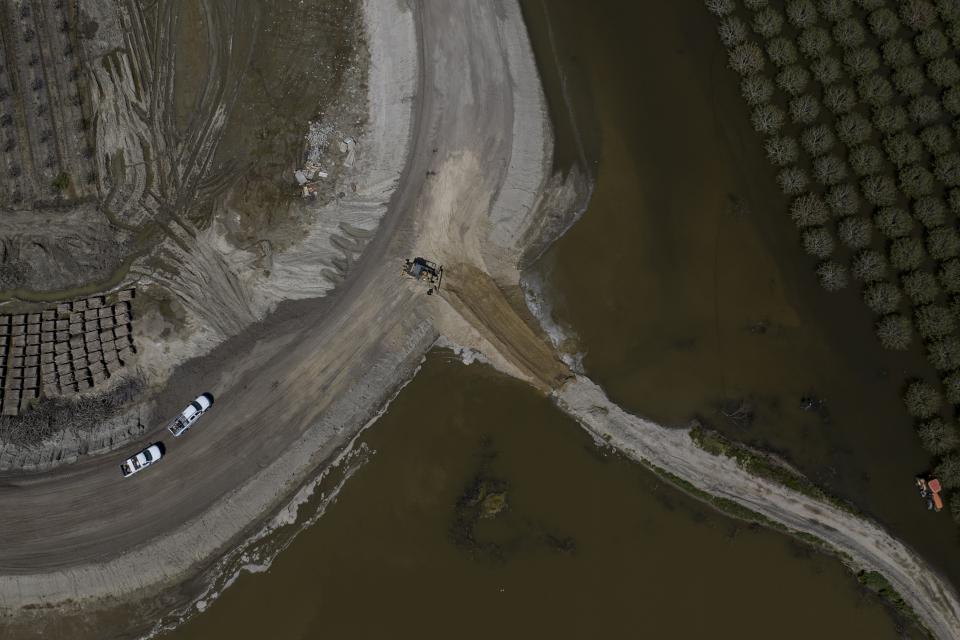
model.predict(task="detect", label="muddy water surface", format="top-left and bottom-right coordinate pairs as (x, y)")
top-left (163, 353), bottom-right (906, 639)
top-left (524, 0), bottom-right (960, 584)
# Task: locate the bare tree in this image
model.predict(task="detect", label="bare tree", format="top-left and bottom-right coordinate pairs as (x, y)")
top-left (900, 164), bottom-right (936, 198)
top-left (766, 37), bottom-right (798, 67)
top-left (908, 94), bottom-right (943, 124)
top-left (903, 269), bottom-right (941, 304)
top-left (884, 131), bottom-right (923, 167)
top-left (753, 8), bottom-right (785, 38)
top-left (936, 453), bottom-right (960, 489)
top-left (798, 26), bottom-right (833, 58)
top-left (858, 74), bottom-right (893, 106)
top-left (852, 248), bottom-right (889, 281)
top-left (817, 260), bottom-right (850, 291)
top-left (814, 154), bottom-right (849, 184)
top-left (719, 16), bottom-right (749, 47)
top-left (893, 66), bottom-right (927, 96)
top-left (882, 39), bottom-right (917, 68)
top-left (849, 144), bottom-right (885, 176)
top-left (825, 85), bottom-right (858, 114)
top-left (916, 304), bottom-right (956, 338)
top-left (833, 17), bottom-right (865, 48)
top-left (916, 29), bottom-right (950, 58)
top-left (901, 0), bottom-right (939, 32)
top-left (864, 281), bottom-right (904, 313)
top-left (868, 7), bottom-right (901, 40)
top-left (936, 0), bottom-right (960, 22)
top-left (945, 375), bottom-right (960, 406)
top-left (875, 206), bottom-right (915, 238)
top-left (790, 94), bottom-right (821, 123)
top-left (873, 104), bottom-right (908, 134)
top-left (705, 0), bottom-right (736, 17)
top-left (751, 104), bottom-right (786, 134)
top-left (812, 56), bottom-right (843, 84)
top-left (918, 418), bottom-right (960, 455)
top-left (927, 225), bottom-right (960, 260)
top-left (861, 175), bottom-right (898, 206)
top-left (914, 195), bottom-right (947, 227)
top-left (934, 152), bottom-right (960, 186)
top-left (920, 124), bottom-right (954, 154)
top-left (904, 379), bottom-right (943, 418)
top-left (938, 257), bottom-right (960, 292)
top-left (765, 136), bottom-right (800, 166)
top-left (890, 236), bottom-right (927, 271)
top-left (729, 43), bottom-right (767, 75)
top-left (944, 84), bottom-right (960, 114)
top-left (928, 57), bottom-right (960, 87)
top-left (821, 0), bottom-right (853, 22)
top-left (846, 48), bottom-right (881, 78)
top-left (950, 187), bottom-right (960, 216)
top-left (791, 193), bottom-right (830, 227)
top-left (802, 226), bottom-right (836, 257)
top-left (826, 182), bottom-right (862, 215)
top-left (838, 216), bottom-right (873, 248)
top-left (741, 74), bottom-right (775, 105)
top-left (801, 124), bottom-right (836, 155)
top-left (777, 65), bottom-right (811, 95)
top-left (787, 0), bottom-right (820, 28)
top-left (778, 166), bottom-right (810, 195)
top-left (876, 313), bottom-right (913, 349)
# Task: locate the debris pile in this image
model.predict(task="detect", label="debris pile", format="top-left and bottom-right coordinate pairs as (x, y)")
top-left (295, 122), bottom-right (357, 198)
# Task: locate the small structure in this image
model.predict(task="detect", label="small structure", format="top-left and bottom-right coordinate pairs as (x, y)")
top-left (294, 166), bottom-right (328, 198)
top-left (917, 476), bottom-right (944, 512)
top-left (402, 257), bottom-right (443, 291)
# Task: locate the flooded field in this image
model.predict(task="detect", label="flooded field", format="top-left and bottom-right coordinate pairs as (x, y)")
top-left (524, 0), bottom-right (960, 586)
top-left (163, 353), bottom-right (909, 640)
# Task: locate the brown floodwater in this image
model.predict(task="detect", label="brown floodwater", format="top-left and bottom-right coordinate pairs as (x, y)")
top-left (524, 0), bottom-right (960, 586)
top-left (162, 353), bottom-right (909, 640)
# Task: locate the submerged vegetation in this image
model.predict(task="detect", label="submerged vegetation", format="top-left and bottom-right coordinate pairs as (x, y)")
top-left (857, 570), bottom-right (926, 629)
top-left (706, 0), bottom-right (960, 517)
top-left (690, 424), bottom-right (856, 513)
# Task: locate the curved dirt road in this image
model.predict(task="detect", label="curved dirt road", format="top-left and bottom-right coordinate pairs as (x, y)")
top-left (0, 0), bottom-right (546, 609)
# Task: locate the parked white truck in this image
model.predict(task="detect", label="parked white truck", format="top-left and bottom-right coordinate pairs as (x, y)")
top-left (168, 393), bottom-right (214, 437)
top-left (120, 443), bottom-right (164, 477)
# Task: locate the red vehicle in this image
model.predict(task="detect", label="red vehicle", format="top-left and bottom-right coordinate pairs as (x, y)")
top-left (917, 477), bottom-right (944, 512)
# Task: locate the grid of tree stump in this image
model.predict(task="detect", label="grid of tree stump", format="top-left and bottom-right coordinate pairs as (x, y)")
top-left (0, 289), bottom-right (136, 416)
top-left (0, 0), bottom-right (97, 207)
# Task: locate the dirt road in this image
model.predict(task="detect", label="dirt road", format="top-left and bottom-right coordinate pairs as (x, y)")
top-left (556, 378), bottom-right (960, 640)
top-left (0, 0), bottom-right (549, 613)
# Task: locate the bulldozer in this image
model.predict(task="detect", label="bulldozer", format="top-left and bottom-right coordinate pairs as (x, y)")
top-left (402, 257), bottom-right (443, 292)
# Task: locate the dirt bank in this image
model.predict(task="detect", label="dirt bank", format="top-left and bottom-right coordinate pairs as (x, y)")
top-left (553, 378), bottom-right (960, 639)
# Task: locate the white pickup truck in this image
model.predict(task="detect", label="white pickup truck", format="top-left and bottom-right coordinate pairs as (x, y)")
top-left (120, 443), bottom-right (164, 477)
top-left (167, 393), bottom-right (214, 437)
